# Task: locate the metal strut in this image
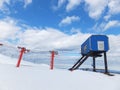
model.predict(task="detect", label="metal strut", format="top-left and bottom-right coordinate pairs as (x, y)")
top-left (93, 56), bottom-right (96, 72)
top-left (69, 56), bottom-right (84, 71)
top-left (104, 52), bottom-right (108, 74)
top-left (69, 53), bottom-right (91, 71)
top-left (69, 51), bottom-right (110, 75)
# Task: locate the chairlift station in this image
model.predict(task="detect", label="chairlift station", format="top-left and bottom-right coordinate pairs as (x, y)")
top-left (81, 35), bottom-right (109, 55)
top-left (70, 35), bottom-right (110, 74)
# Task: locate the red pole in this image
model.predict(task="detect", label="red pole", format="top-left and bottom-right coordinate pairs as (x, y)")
top-left (16, 48), bottom-right (25, 67)
top-left (50, 51), bottom-right (55, 70)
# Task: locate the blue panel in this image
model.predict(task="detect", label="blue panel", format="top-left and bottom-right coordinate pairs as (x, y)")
top-left (81, 35), bottom-right (109, 55)
top-left (81, 38), bottom-right (90, 55)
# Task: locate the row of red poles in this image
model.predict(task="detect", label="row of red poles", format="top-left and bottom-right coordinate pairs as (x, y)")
top-left (0, 43), bottom-right (58, 70)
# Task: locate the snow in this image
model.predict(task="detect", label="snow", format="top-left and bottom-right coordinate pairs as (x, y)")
top-left (0, 54), bottom-right (120, 90)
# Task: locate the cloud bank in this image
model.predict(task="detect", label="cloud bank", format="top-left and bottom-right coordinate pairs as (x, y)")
top-left (0, 17), bottom-right (120, 67)
top-left (0, 17), bottom-right (119, 53)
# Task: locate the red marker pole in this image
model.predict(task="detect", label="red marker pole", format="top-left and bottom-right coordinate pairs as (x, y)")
top-left (50, 51), bottom-right (55, 70)
top-left (50, 51), bottom-right (58, 70)
top-left (16, 47), bottom-right (26, 67)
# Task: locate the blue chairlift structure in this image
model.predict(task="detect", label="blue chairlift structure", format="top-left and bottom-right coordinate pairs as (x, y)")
top-left (69, 35), bottom-right (110, 74)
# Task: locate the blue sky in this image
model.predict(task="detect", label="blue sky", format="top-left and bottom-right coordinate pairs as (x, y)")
top-left (0, 0), bottom-right (120, 51)
top-left (0, 0), bottom-right (120, 35)
top-left (0, 0), bottom-right (120, 65)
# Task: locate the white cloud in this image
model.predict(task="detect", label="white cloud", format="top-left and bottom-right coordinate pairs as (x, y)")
top-left (19, 27), bottom-right (90, 51)
top-left (66, 0), bottom-right (81, 12)
top-left (108, 0), bottom-right (120, 15)
top-left (4, 27), bottom-right (120, 66)
top-left (104, 15), bottom-right (111, 21)
top-left (108, 35), bottom-right (120, 61)
top-left (58, 0), bottom-right (66, 8)
top-left (0, 18), bottom-right (120, 64)
top-left (0, 17), bottom-right (86, 51)
top-left (24, 0), bottom-right (32, 8)
top-left (52, 0), bottom-right (66, 11)
top-left (104, 0), bottom-right (120, 20)
top-left (52, 0), bottom-right (81, 11)
top-left (0, 0), bottom-right (32, 14)
top-left (53, 0), bottom-right (120, 21)
top-left (92, 20), bottom-right (120, 32)
top-left (0, 17), bottom-right (21, 40)
top-left (84, 0), bottom-right (108, 20)
top-left (59, 16), bottom-right (80, 26)
top-left (0, 0), bottom-right (10, 8)
top-left (0, 0), bottom-right (10, 14)
top-left (84, 0), bottom-right (120, 20)
top-left (104, 20), bottom-right (120, 31)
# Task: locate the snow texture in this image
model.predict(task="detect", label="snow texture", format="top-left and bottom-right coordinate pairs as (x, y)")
top-left (0, 54), bottom-right (120, 90)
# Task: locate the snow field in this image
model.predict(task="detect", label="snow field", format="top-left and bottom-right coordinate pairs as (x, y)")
top-left (0, 54), bottom-right (120, 90)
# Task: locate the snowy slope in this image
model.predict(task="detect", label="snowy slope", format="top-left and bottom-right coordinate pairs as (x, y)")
top-left (0, 54), bottom-right (120, 90)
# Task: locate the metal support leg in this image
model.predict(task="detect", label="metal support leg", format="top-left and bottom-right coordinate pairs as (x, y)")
top-left (104, 52), bottom-right (108, 73)
top-left (93, 57), bottom-right (96, 72)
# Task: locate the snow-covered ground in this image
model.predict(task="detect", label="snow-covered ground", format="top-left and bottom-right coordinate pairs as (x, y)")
top-left (0, 54), bottom-right (120, 90)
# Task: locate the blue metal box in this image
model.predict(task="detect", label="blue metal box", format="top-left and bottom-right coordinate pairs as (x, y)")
top-left (81, 35), bottom-right (109, 55)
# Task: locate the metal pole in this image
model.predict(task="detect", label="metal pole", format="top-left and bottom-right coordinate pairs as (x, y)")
top-left (104, 52), bottom-right (108, 73)
top-left (16, 48), bottom-right (25, 67)
top-left (50, 51), bottom-right (55, 70)
top-left (93, 56), bottom-right (96, 72)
